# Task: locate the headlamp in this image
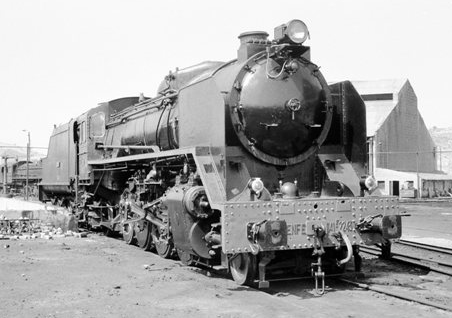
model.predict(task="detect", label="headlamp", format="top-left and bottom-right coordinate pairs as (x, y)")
top-left (249, 178), bottom-right (264, 194)
top-left (274, 19), bottom-right (309, 44)
top-left (364, 176), bottom-right (378, 192)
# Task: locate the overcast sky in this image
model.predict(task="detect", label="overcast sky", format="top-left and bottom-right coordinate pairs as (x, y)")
top-left (1, 0), bottom-right (451, 150)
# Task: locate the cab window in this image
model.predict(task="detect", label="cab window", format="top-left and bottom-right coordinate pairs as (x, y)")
top-left (90, 112), bottom-right (105, 138)
top-left (80, 122), bottom-right (86, 143)
top-left (76, 122), bottom-right (86, 143)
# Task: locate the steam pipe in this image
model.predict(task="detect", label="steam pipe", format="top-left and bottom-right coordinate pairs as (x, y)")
top-left (337, 230), bottom-right (353, 265)
top-left (97, 145), bottom-right (160, 152)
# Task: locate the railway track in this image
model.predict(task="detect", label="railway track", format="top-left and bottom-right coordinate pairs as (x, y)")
top-left (397, 239), bottom-right (452, 256)
top-left (257, 270), bottom-right (452, 313)
top-left (351, 239), bottom-right (452, 312)
top-left (360, 240), bottom-right (452, 276)
top-left (338, 278), bottom-right (452, 312)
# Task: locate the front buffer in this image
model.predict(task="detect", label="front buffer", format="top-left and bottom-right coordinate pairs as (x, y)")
top-left (222, 197), bottom-right (401, 290)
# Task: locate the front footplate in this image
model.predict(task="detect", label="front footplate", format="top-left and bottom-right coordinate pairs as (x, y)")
top-left (222, 197), bottom-right (401, 254)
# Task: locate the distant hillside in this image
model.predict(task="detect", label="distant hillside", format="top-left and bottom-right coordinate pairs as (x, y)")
top-left (0, 142), bottom-right (46, 160)
top-left (429, 127), bottom-right (452, 175)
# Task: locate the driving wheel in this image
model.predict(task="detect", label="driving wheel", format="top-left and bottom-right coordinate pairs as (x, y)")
top-left (135, 220), bottom-right (153, 251)
top-left (151, 224), bottom-right (173, 258)
top-left (122, 222), bottom-right (134, 245)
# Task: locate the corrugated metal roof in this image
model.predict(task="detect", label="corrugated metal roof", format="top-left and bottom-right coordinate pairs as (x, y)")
top-left (352, 79), bottom-right (407, 95)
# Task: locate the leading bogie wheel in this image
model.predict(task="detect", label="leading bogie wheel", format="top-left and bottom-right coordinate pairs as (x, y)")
top-left (230, 253), bottom-right (257, 286)
top-left (151, 224), bottom-right (173, 259)
top-left (135, 220), bottom-right (153, 251)
top-left (122, 222), bottom-right (135, 245)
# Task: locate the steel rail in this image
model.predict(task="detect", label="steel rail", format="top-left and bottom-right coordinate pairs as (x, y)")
top-left (360, 245), bottom-right (452, 276)
top-left (397, 239), bottom-right (452, 256)
top-left (339, 278), bottom-right (452, 312)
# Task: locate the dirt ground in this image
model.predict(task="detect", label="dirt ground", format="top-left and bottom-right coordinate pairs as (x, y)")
top-left (1, 233), bottom-right (452, 318)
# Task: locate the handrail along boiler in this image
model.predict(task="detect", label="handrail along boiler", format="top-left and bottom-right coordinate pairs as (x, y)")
top-left (39, 19), bottom-right (402, 290)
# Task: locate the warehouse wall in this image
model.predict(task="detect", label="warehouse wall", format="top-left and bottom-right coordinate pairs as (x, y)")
top-left (375, 81), bottom-right (436, 173)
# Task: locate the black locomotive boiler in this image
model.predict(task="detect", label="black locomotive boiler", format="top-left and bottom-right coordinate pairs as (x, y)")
top-left (39, 19), bottom-right (402, 290)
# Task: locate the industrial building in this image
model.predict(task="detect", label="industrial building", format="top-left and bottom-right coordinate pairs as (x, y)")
top-left (352, 79), bottom-right (452, 198)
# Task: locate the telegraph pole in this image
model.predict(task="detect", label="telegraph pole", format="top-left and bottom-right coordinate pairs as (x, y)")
top-left (416, 109), bottom-right (421, 199)
top-left (26, 132), bottom-right (30, 200)
top-left (22, 130), bottom-right (30, 200)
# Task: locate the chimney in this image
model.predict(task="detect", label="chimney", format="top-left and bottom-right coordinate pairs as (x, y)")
top-left (237, 31), bottom-right (269, 62)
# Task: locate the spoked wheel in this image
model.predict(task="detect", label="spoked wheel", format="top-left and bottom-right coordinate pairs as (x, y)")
top-left (151, 224), bottom-right (173, 259)
top-left (230, 253), bottom-right (257, 286)
top-left (135, 220), bottom-right (154, 251)
top-left (122, 222), bottom-right (135, 245)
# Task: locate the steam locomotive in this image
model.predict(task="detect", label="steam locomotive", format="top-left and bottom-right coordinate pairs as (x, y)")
top-left (39, 19), bottom-right (402, 291)
top-left (1, 160), bottom-right (42, 196)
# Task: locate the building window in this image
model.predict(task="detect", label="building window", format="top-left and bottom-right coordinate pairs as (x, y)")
top-left (361, 93), bottom-right (393, 101)
top-left (377, 181), bottom-right (385, 190)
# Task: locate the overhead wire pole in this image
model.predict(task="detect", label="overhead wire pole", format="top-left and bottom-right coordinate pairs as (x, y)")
top-left (22, 130), bottom-right (30, 200)
top-left (416, 111), bottom-right (421, 199)
top-left (27, 132), bottom-right (30, 200)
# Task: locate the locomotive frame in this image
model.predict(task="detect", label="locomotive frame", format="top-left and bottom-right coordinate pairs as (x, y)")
top-left (39, 19), bottom-right (402, 291)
